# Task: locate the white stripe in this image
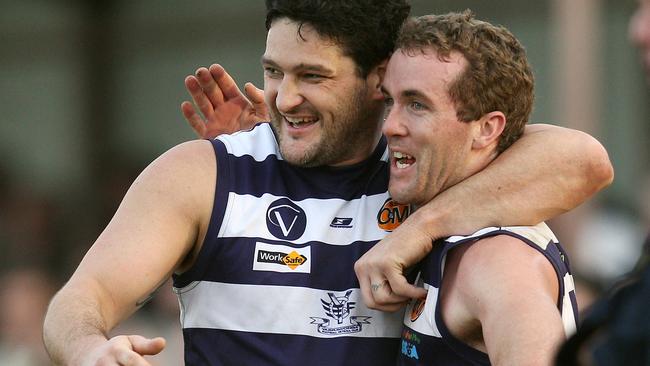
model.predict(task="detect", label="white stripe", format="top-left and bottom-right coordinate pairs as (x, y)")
top-left (218, 192), bottom-right (392, 245)
top-left (446, 226), bottom-right (501, 243)
top-left (217, 123), bottom-right (282, 161)
top-left (446, 223), bottom-right (557, 249)
top-left (218, 124), bottom-right (390, 163)
top-left (176, 281), bottom-right (403, 338)
top-left (561, 273), bottom-right (577, 336)
top-left (380, 145), bottom-right (390, 162)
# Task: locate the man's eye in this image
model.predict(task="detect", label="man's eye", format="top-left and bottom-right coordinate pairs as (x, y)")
top-left (410, 101), bottom-right (426, 111)
top-left (303, 73), bottom-right (324, 80)
top-left (383, 97), bottom-right (394, 107)
top-left (264, 67), bottom-right (281, 77)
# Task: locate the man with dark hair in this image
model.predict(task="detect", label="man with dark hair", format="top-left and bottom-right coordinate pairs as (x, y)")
top-left (43, 2), bottom-right (417, 365)
top-left (379, 12), bottom-right (576, 365)
top-left (44, 1), bottom-right (612, 365)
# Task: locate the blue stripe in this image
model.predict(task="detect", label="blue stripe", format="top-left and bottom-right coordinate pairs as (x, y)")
top-left (174, 139), bottom-right (230, 289)
top-left (177, 237), bottom-right (377, 291)
top-left (183, 328), bottom-right (399, 366)
top-left (215, 134), bottom-right (389, 201)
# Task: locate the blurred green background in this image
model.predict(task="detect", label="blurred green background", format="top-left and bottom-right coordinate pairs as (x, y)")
top-left (0, 0), bottom-right (647, 364)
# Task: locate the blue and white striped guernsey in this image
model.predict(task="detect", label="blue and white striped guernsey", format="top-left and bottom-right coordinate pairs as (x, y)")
top-left (398, 224), bottom-right (578, 365)
top-left (173, 123), bottom-right (404, 366)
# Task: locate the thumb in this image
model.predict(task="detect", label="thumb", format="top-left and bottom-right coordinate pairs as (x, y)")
top-left (128, 335), bottom-right (166, 356)
top-left (244, 82), bottom-right (269, 122)
top-left (387, 272), bottom-right (428, 300)
top-left (244, 82), bottom-right (265, 107)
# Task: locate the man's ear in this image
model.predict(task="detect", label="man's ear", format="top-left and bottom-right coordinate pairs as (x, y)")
top-left (367, 59), bottom-right (388, 100)
top-left (472, 111), bottom-right (506, 149)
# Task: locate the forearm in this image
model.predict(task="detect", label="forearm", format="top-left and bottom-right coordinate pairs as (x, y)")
top-left (43, 282), bottom-right (113, 365)
top-left (407, 124), bottom-right (613, 240)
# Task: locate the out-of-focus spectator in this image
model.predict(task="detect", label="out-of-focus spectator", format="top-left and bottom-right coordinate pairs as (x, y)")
top-left (555, 0), bottom-right (650, 364)
top-left (0, 268), bottom-right (56, 366)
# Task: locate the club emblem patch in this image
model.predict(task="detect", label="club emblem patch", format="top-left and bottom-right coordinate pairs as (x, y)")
top-left (310, 290), bottom-right (371, 335)
top-left (266, 198), bottom-right (307, 240)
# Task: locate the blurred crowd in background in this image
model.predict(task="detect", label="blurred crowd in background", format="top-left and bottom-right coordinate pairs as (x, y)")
top-left (0, 0), bottom-right (648, 364)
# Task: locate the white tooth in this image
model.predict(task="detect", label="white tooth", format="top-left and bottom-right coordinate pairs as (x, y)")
top-left (394, 152), bottom-right (404, 158)
top-left (396, 161), bottom-right (410, 169)
top-left (285, 117), bottom-right (318, 124)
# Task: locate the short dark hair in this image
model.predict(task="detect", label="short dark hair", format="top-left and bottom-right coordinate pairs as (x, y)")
top-left (265, 0), bottom-right (411, 77)
top-left (397, 11), bottom-right (534, 152)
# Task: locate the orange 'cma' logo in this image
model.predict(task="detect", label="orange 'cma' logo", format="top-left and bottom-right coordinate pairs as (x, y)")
top-left (377, 198), bottom-right (410, 231)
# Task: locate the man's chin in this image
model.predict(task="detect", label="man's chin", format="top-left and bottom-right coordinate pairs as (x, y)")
top-left (388, 190), bottom-right (409, 205)
top-left (279, 144), bottom-right (322, 167)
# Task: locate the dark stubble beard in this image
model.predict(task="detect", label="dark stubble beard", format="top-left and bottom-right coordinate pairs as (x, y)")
top-left (270, 85), bottom-right (382, 168)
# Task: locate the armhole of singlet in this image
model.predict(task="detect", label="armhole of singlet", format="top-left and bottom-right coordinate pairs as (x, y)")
top-left (173, 138), bottom-right (231, 289)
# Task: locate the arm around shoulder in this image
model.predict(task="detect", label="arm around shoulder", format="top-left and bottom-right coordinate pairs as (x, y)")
top-left (354, 124), bottom-right (612, 310)
top-left (523, 123), bottom-right (614, 206)
top-left (43, 140), bottom-right (217, 365)
top-left (408, 123), bottom-right (613, 239)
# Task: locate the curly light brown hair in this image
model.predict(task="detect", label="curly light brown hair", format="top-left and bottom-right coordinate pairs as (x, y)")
top-left (396, 10), bottom-right (534, 152)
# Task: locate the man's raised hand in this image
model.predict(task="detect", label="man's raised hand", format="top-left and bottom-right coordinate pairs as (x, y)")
top-left (181, 64), bottom-right (268, 139)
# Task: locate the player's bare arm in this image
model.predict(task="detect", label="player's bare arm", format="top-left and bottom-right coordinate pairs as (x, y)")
top-left (441, 234), bottom-right (565, 365)
top-left (43, 140), bottom-right (216, 365)
top-left (355, 123), bottom-right (613, 311)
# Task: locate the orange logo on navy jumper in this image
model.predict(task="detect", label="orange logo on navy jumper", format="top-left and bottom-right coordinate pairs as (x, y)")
top-left (377, 198), bottom-right (410, 231)
top-left (410, 297), bottom-right (426, 322)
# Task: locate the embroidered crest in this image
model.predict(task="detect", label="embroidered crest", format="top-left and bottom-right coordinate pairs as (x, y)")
top-left (310, 290), bottom-right (371, 335)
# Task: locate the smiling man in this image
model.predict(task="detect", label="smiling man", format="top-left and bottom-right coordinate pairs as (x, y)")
top-left (44, 2), bottom-right (414, 365)
top-left (44, 1), bottom-right (611, 365)
top-left (261, 19), bottom-right (383, 168)
top-left (380, 12), bottom-right (577, 365)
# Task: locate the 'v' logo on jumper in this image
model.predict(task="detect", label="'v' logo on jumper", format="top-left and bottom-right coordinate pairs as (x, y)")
top-left (271, 205), bottom-right (299, 236)
top-left (266, 198), bottom-right (307, 241)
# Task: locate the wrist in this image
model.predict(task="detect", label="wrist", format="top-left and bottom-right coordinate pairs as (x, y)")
top-left (407, 199), bottom-right (454, 242)
top-left (66, 333), bottom-right (109, 366)
top-left (392, 211), bottom-right (435, 254)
